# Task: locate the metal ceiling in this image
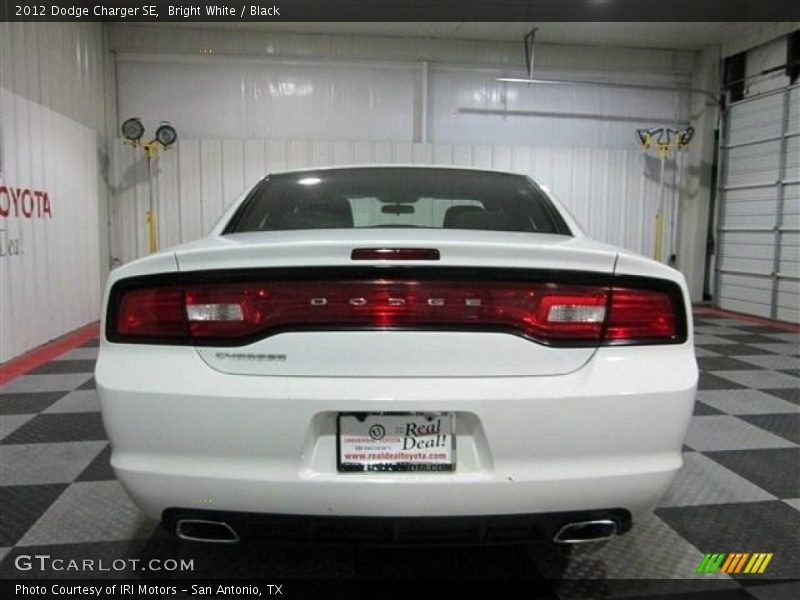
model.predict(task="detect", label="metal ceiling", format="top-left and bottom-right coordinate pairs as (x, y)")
top-left (157, 22), bottom-right (763, 51)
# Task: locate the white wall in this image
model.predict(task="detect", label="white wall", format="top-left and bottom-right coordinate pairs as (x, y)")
top-left (427, 65), bottom-right (689, 147)
top-left (112, 24), bottom-right (695, 150)
top-left (117, 57), bottom-right (419, 141)
top-left (116, 54), bottom-right (691, 149)
top-left (109, 137), bottom-right (685, 268)
top-left (0, 22), bottom-right (112, 363)
top-left (109, 24), bottom-right (698, 74)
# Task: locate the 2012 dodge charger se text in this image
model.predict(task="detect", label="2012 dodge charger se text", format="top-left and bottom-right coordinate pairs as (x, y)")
top-left (96, 166), bottom-right (697, 545)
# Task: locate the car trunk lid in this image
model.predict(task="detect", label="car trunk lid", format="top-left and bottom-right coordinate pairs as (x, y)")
top-left (173, 230), bottom-right (618, 378)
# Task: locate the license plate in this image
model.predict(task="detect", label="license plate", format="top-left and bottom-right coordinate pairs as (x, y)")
top-left (337, 412), bottom-right (456, 472)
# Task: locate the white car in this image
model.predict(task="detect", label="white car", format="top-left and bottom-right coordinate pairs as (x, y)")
top-left (97, 166), bottom-right (697, 545)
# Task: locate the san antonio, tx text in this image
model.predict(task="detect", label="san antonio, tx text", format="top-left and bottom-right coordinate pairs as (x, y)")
top-left (15, 584), bottom-right (281, 596)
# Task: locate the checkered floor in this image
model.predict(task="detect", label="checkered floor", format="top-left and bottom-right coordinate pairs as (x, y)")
top-left (0, 313), bottom-right (798, 598)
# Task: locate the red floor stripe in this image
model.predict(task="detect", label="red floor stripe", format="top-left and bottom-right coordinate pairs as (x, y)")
top-left (693, 306), bottom-right (800, 333)
top-left (0, 322), bottom-right (100, 386)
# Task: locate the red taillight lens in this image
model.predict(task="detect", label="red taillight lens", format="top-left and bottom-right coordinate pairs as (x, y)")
top-left (606, 288), bottom-right (676, 341)
top-left (111, 279), bottom-right (681, 345)
top-left (116, 287), bottom-right (186, 337)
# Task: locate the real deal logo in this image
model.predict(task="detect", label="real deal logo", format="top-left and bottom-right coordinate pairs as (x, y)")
top-left (369, 424), bottom-right (386, 440)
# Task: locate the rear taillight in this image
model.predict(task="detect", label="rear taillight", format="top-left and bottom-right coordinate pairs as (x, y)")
top-left (606, 288), bottom-right (676, 341)
top-left (116, 287), bottom-right (186, 337)
top-left (109, 279), bottom-right (682, 346)
top-left (185, 283), bottom-right (267, 338)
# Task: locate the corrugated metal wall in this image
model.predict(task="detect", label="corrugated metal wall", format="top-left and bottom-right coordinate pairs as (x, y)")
top-left (109, 138), bottom-right (683, 265)
top-left (0, 22), bottom-right (110, 363)
top-left (109, 24), bottom-right (698, 78)
top-left (0, 22), bottom-right (109, 133)
top-left (116, 55), bottom-right (690, 149)
top-left (716, 83), bottom-right (800, 322)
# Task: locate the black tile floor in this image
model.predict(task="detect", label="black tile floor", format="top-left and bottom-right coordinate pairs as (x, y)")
top-left (0, 313), bottom-right (797, 598)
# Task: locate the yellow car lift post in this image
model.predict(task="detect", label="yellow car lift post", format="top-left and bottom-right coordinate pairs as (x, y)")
top-left (636, 126), bottom-right (694, 262)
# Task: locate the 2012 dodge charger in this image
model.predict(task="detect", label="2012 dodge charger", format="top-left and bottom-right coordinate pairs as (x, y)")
top-left (96, 166), bottom-right (697, 545)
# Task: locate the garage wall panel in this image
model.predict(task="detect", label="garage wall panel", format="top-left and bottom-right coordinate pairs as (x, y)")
top-left (372, 142), bottom-right (392, 165)
top-left (266, 139), bottom-right (288, 174)
top-left (109, 138), bottom-right (684, 267)
top-left (199, 140), bottom-right (224, 235)
top-left (394, 142), bottom-right (413, 165)
top-left (429, 66), bottom-right (689, 148)
top-left (787, 135), bottom-right (800, 180)
top-left (221, 140), bottom-right (245, 212)
top-left (0, 21), bottom-right (110, 364)
top-left (783, 183), bottom-right (800, 230)
top-left (116, 54), bottom-right (690, 151)
top-left (725, 140), bottom-right (783, 188)
top-left (726, 92), bottom-right (784, 146)
top-left (332, 140), bottom-right (354, 166)
top-left (472, 145), bottom-right (492, 170)
top-left (717, 82), bottom-right (800, 323)
top-left (0, 88), bottom-right (102, 363)
top-left (110, 24), bottom-right (697, 76)
top-left (0, 22), bottom-right (107, 133)
top-left (777, 278), bottom-right (800, 323)
top-left (789, 87), bottom-right (800, 137)
top-left (117, 59), bottom-right (417, 142)
top-left (177, 139), bottom-right (203, 247)
top-left (722, 186), bottom-right (780, 229)
top-left (155, 148), bottom-right (181, 251)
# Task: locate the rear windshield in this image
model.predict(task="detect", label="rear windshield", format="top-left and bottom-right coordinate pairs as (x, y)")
top-left (224, 168), bottom-right (571, 235)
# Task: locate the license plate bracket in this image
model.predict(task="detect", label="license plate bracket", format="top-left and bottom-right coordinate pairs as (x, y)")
top-left (337, 412), bottom-right (456, 472)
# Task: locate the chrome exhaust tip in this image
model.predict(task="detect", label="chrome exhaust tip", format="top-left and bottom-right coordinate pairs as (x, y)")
top-left (175, 519), bottom-right (240, 543)
top-left (553, 519), bottom-right (618, 544)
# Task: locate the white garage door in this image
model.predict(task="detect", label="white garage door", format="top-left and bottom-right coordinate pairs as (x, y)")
top-left (716, 83), bottom-right (800, 323)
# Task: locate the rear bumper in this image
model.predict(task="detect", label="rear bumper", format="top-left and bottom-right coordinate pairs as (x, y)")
top-left (96, 342), bottom-right (697, 523)
top-left (163, 508), bottom-right (632, 545)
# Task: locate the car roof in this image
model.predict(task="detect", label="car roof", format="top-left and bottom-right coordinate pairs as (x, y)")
top-left (266, 164), bottom-right (527, 179)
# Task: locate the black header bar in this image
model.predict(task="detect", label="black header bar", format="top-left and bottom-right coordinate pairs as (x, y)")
top-left (1, 1), bottom-right (799, 23)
